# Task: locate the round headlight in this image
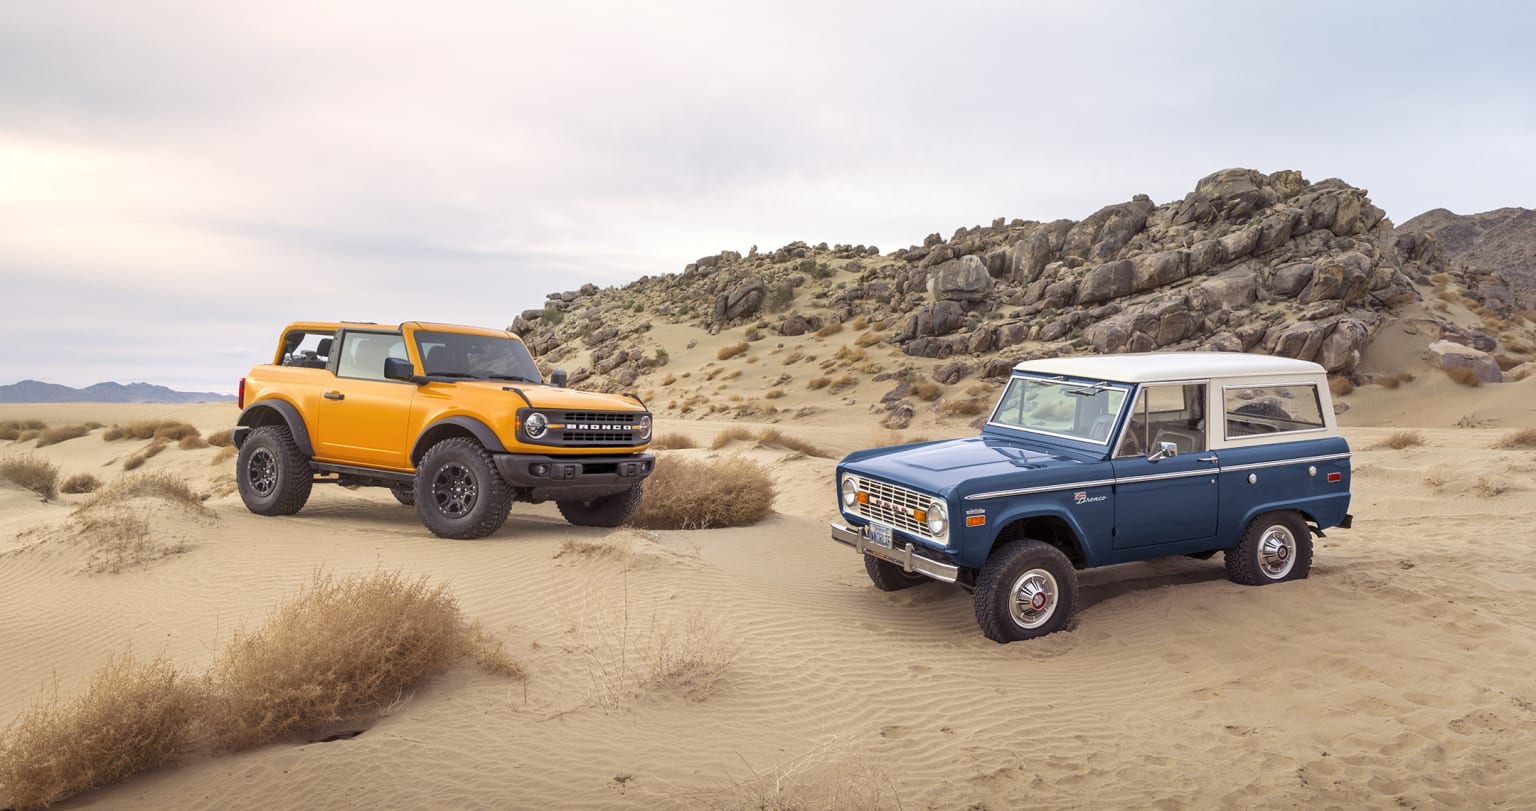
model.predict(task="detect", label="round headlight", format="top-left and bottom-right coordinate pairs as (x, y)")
top-left (525, 412), bottom-right (549, 439)
top-left (926, 499), bottom-right (949, 537)
top-left (840, 476), bottom-right (859, 507)
top-left (636, 414), bottom-right (653, 441)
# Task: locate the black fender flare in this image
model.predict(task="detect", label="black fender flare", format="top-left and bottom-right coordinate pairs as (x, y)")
top-left (235, 400), bottom-right (315, 457)
top-left (410, 416), bottom-right (508, 465)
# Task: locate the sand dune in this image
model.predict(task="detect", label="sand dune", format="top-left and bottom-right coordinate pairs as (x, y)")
top-left (3, 372), bottom-right (1536, 808)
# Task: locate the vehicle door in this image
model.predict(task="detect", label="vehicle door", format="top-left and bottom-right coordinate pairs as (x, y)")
top-left (1110, 382), bottom-right (1219, 549)
top-left (313, 329), bottom-right (416, 469)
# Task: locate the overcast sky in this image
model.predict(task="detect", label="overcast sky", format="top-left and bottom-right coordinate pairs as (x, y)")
top-left (2, 1), bottom-right (1532, 394)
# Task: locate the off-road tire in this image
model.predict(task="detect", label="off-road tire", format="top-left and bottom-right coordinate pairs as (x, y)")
top-left (236, 424), bottom-right (313, 516)
top-left (414, 438), bottom-right (512, 539)
top-left (556, 483), bottom-right (644, 528)
top-left (864, 555), bottom-right (928, 591)
top-left (973, 540), bottom-right (1078, 643)
top-left (1226, 510), bottom-right (1312, 586)
top-left (390, 484), bottom-right (415, 506)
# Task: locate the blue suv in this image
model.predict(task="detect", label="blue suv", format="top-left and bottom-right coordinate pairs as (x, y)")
top-left (831, 352), bottom-right (1353, 643)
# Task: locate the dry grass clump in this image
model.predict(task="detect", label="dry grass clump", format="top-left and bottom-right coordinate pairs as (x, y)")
top-left (85, 471), bottom-right (210, 515)
top-left (102, 420), bottom-right (200, 443)
top-left (765, 388), bottom-right (785, 399)
top-left (122, 439), bottom-right (170, 471)
top-left (709, 426), bottom-right (757, 449)
top-left (206, 428), bottom-right (234, 448)
top-left (807, 376), bottom-right (831, 390)
top-left (854, 331), bottom-right (883, 348)
top-left (206, 571), bottom-right (465, 751)
top-left (717, 342), bottom-right (750, 361)
top-left (939, 397), bottom-right (988, 417)
top-left (1374, 372), bottom-right (1414, 389)
top-left (910, 381), bottom-right (943, 402)
top-left (1328, 376), bottom-right (1354, 396)
top-left (0, 651), bottom-right (202, 810)
top-left (755, 428), bottom-right (832, 458)
top-left (35, 424), bottom-right (93, 448)
top-left (1444, 366), bottom-right (1483, 387)
top-left (212, 445), bottom-right (238, 464)
top-left (59, 472), bottom-right (102, 495)
top-left (814, 322), bottom-right (843, 338)
top-left (1, 419), bottom-right (48, 441)
top-left (650, 432), bottom-right (699, 450)
top-left (627, 455), bottom-right (774, 530)
top-left (465, 623), bottom-right (527, 681)
top-left (1379, 430), bottom-right (1426, 450)
top-left (704, 739), bottom-right (899, 811)
top-left (1493, 428), bottom-right (1536, 449)
top-left (850, 315), bottom-right (869, 330)
top-left (178, 434), bottom-right (210, 450)
top-left (0, 454), bottom-right (59, 500)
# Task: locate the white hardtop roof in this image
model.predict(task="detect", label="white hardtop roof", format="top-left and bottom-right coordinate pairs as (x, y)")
top-left (1014, 352), bottom-right (1325, 384)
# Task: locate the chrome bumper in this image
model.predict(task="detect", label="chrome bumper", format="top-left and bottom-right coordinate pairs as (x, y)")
top-left (830, 522), bottom-right (960, 584)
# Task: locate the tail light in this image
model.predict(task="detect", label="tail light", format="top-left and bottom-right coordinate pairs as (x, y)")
top-left (237, 378), bottom-right (246, 409)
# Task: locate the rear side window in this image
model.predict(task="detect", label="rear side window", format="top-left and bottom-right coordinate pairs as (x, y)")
top-left (1223, 384), bottom-right (1325, 439)
top-left (279, 329), bottom-right (335, 369)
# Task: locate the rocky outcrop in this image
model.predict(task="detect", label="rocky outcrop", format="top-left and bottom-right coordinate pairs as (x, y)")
top-left (1400, 206), bottom-right (1536, 312)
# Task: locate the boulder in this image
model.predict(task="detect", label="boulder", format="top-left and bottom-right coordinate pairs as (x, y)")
top-left (1130, 250), bottom-right (1190, 293)
top-left (1316, 317), bottom-right (1368, 372)
top-left (1218, 226), bottom-right (1261, 262)
top-left (1301, 252), bottom-right (1371, 304)
top-left (1063, 200), bottom-right (1153, 263)
top-left (1267, 262), bottom-right (1315, 298)
top-left (882, 400), bottom-right (916, 430)
top-left (930, 255), bottom-right (994, 302)
top-left (901, 300), bottom-right (965, 340)
top-left (1428, 340), bottom-right (1503, 383)
top-left (933, 361), bottom-right (971, 384)
top-left (713, 278), bottom-right (767, 323)
top-left (1076, 260), bottom-right (1134, 305)
top-left (1193, 268), bottom-right (1259, 312)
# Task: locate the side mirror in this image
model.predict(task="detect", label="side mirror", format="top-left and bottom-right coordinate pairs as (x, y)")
top-left (550, 369), bottom-right (568, 388)
top-left (384, 357), bottom-right (418, 383)
top-left (1147, 441), bottom-right (1178, 462)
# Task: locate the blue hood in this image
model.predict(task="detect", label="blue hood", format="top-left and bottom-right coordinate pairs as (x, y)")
top-left (840, 435), bottom-right (1100, 498)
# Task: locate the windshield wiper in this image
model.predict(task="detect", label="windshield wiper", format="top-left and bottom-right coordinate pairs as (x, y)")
top-left (1067, 381), bottom-right (1115, 397)
top-left (430, 372), bottom-right (480, 379)
top-left (485, 373), bottom-right (539, 383)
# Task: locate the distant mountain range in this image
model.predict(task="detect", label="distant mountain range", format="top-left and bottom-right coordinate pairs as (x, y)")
top-left (0, 380), bottom-right (235, 404)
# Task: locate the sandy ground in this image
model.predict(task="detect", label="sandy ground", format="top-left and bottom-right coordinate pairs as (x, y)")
top-left (3, 360), bottom-right (1536, 808)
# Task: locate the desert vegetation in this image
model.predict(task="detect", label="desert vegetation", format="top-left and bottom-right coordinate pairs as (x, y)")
top-left (649, 432), bottom-right (699, 450)
top-left (59, 473), bottom-right (102, 495)
top-left (627, 455), bottom-right (774, 530)
top-left (0, 571), bottom-right (521, 808)
top-left (1328, 376), bottom-right (1354, 396)
top-left (1444, 366), bottom-right (1482, 387)
top-left (0, 454), bottom-right (59, 500)
top-left (35, 424), bottom-right (93, 448)
top-left (716, 342), bottom-right (749, 361)
top-left (1380, 431), bottom-right (1426, 450)
top-left (102, 420), bottom-right (201, 443)
top-left (206, 428), bottom-right (234, 447)
top-left (0, 419), bottom-right (47, 441)
top-left (1493, 427), bottom-right (1536, 449)
top-left (709, 426), bottom-right (831, 457)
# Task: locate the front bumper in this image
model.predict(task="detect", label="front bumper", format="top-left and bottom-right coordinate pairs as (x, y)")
top-left (494, 452), bottom-right (655, 501)
top-left (830, 522), bottom-right (960, 584)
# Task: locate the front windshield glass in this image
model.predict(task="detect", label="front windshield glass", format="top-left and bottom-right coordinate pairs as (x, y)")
top-left (415, 331), bottom-right (542, 383)
top-left (988, 375), bottom-right (1131, 445)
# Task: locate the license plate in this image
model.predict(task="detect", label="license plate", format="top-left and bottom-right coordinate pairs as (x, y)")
top-left (869, 524), bottom-right (893, 549)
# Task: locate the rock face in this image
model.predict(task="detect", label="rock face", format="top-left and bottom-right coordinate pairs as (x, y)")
top-left (1427, 340), bottom-right (1503, 383)
top-left (510, 168), bottom-right (1535, 405)
top-left (1399, 207), bottom-right (1536, 312)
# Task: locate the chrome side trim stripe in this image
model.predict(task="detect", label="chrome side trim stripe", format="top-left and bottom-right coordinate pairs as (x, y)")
top-left (966, 479), bottom-right (1117, 501)
top-left (1221, 452), bottom-right (1351, 473)
top-left (1115, 469), bottom-right (1216, 485)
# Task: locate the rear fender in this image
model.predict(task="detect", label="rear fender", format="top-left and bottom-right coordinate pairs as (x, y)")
top-left (234, 400), bottom-right (314, 457)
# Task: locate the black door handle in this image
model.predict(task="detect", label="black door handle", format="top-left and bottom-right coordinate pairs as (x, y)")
top-left (324, 391), bottom-right (345, 401)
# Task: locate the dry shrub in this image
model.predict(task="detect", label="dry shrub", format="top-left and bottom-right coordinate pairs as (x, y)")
top-left (814, 322), bottom-right (843, 338)
top-left (628, 455), bottom-right (774, 530)
top-left (1375, 372), bottom-right (1414, 389)
top-left (650, 432), bottom-right (699, 450)
top-left (1493, 428), bottom-right (1536, 449)
top-left (854, 331), bottom-right (883, 348)
top-left (781, 350), bottom-right (805, 366)
top-left (465, 623), bottom-right (526, 680)
top-left (59, 472), bottom-right (102, 495)
top-left (709, 426), bottom-right (757, 449)
top-left (103, 420), bottom-right (199, 442)
top-left (0, 651), bottom-right (202, 810)
top-left (1380, 431), bottom-right (1425, 450)
top-left (939, 397), bottom-right (988, 417)
top-left (717, 342), bottom-right (750, 361)
top-left (755, 427), bottom-right (832, 458)
top-left (206, 571), bottom-right (465, 751)
top-left (660, 373), bottom-right (676, 386)
top-left (35, 424), bottom-right (92, 448)
top-left (850, 315), bottom-right (869, 330)
top-left (765, 388), bottom-right (785, 399)
top-left (179, 434), bottom-right (209, 450)
top-left (1328, 376), bottom-right (1354, 396)
top-left (0, 419), bottom-right (47, 440)
top-left (807, 377), bottom-right (831, 391)
top-left (122, 439), bottom-right (169, 471)
top-left (206, 428), bottom-right (234, 448)
top-left (0, 454), bottom-right (59, 500)
top-left (1444, 366), bottom-right (1483, 387)
top-left (16, 429), bottom-right (40, 443)
top-left (212, 445), bottom-right (237, 464)
top-left (704, 738), bottom-right (899, 811)
top-left (911, 381), bottom-right (943, 402)
top-left (553, 538), bottom-right (633, 563)
top-left (85, 471), bottom-right (210, 515)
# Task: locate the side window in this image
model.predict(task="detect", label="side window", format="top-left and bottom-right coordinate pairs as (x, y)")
top-left (279, 330), bottom-right (334, 369)
top-left (1224, 384), bottom-right (1325, 438)
top-left (336, 332), bottom-right (407, 381)
top-left (1116, 383), bottom-right (1207, 457)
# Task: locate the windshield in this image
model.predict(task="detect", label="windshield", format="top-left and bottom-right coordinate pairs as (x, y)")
top-left (415, 331), bottom-right (543, 383)
top-left (988, 375), bottom-right (1132, 445)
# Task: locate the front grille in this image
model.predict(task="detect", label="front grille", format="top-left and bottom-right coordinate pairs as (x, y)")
top-left (535, 410), bottom-right (647, 447)
top-left (851, 475), bottom-right (936, 540)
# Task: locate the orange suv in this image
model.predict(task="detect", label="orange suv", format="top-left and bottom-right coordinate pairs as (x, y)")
top-left (232, 321), bottom-right (654, 538)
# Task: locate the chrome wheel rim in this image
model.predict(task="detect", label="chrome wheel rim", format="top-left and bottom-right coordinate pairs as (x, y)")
top-left (1258, 524), bottom-right (1297, 579)
top-left (1008, 567), bottom-right (1058, 630)
top-left (431, 462), bottom-right (477, 518)
top-left (246, 448), bottom-right (277, 496)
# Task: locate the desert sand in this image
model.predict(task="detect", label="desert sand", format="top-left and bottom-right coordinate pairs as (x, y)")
top-left (3, 335), bottom-right (1536, 808)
